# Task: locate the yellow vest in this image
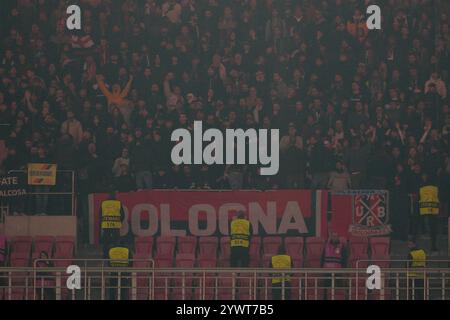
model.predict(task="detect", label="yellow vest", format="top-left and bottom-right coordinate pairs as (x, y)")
top-left (230, 219), bottom-right (250, 248)
top-left (409, 249), bottom-right (426, 279)
top-left (101, 200), bottom-right (122, 229)
top-left (271, 255), bottom-right (292, 284)
top-left (109, 247), bottom-right (130, 267)
top-left (419, 186), bottom-right (439, 216)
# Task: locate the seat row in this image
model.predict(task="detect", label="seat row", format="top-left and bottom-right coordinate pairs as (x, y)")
top-left (133, 236), bottom-right (391, 268)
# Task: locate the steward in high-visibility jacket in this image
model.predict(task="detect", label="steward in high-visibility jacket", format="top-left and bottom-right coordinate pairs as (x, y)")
top-left (271, 255), bottom-right (292, 284)
top-left (108, 247), bottom-right (130, 267)
top-left (271, 248), bottom-right (293, 300)
top-left (407, 239), bottom-right (426, 300)
top-left (101, 199), bottom-right (123, 230)
top-left (408, 248), bottom-right (427, 279)
top-left (230, 212), bottom-right (253, 268)
top-left (230, 218), bottom-right (251, 249)
top-left (100, 192), bottom-right (125, 258)
top-left (419, 185), bottom-right (439, 216)
top-left (108, 243), bottom-right (132, 300)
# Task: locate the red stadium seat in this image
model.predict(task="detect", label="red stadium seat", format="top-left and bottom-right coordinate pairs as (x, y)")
top-left (220, 237), bottom-right (231, 257)
top-left (154, 257), bottom-right (174, 300)
top-left (285, 237), bottom-right (304, 268)
top-left (348, 237), bottom-right (369, 268)
top-left (196, 257), bottom-right (217, 300)
top-left (217, 273), bottom-right (234, 300)
top-left (134, 237), bottom-right (154, 258)
top-left (284, 237), bottom-right (304, 258)
top-left (54, 236), bottom-right (75, 258)
top-left (177, 236), bottom-right (197, 254)
top-left (11, 236), bottom-right (32, 255)
top-left (156, 236), bottom-right (176, 258)
top-left (133, 255), bottom-right (153, 300)
top-left (10, 252), bottom-right (30, 267)
top-left (369, 237), bottom-right (391, 263)
top-left (174, 254), bottom-right (196, 299)
top-left (249, 236), bottom-right (261, 257)
top-left (175, 253), bottom-right (195, 268)
top-left (197, 256), bottom-right (217, 268)
top-left (219, 237), bottom-right (231, 267)
top-left (198, 237), bottom-right (219, 258)
top-left (305, 237), bottom-right (325, 267)
top-left (262, 236), bottom-right (282, 256)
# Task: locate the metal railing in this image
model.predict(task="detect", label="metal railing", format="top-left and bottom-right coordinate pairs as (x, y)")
top-left (6, 170), bottom-right (76, 216)
top-left (0, 259), bottom-right (449, 300)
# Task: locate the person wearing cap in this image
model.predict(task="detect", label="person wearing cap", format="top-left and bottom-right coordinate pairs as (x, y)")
top-left (230, 211), bottom-right (253, 268)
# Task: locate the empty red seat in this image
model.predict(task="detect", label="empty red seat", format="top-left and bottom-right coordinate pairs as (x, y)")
top-left (217, 273), bottom-right (234, 300)
top-left (10, 252), bottom-right (30, 267)
top-left (370, 237), bottom-right (390, 263)
top-left (219, 237), bottom-right (231, 267)
top-left (197, 257), bottom-right (217, 268)
top-left (249, 236), bottom-right (261, 257)
top-left (134, 237), bottom-right (154, 258)
top-left (174, 254), bottom-right (196, 299)
top-left (156, 236), bottom-right (176, 258)
top-left (285, 238), bottom-right (305, 268)
top-left (196, 257), bottom-right (217, 298)
top-left (54, 236), bottom-right (75, 258)
top-left (348, 237), bottom-right (369, 268)
top-left (11, 236), bottom-right (32, 255)
top-left (177, 236), bottom-right (197, 254)
top-left (133, 255), bottom-right (153, 300)
top-left (154, 257), bottom-right (173, 299)
top-left (199, 237), bottom-right (219, 258)
top-left (263, 236), bottom-right (282, 256)
top-left (305, 237), bottom-right (325, 267)
top-left (285, 237), bottom-right (304, 258)
top-left (220, 237), bottom-right (231, 257)
top-left (175, 253), bottom-right (195, 267)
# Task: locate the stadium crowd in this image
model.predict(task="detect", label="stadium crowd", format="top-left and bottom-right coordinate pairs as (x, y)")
top-left (0, 0), bottom-right (449, 241)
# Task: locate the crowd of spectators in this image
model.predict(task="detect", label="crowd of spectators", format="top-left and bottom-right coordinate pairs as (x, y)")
top-left (0, 1), bottom-right (449, 236)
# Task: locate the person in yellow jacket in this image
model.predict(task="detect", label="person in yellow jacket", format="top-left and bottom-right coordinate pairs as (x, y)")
top-left (100, 191), bottom-right (125, 258)
top-left (407, 239), bottom-right (426, 300)
top-left (230, 211), bottom-right (253, 268)
top-left (418, 173), bottom-right (440, 252)
top-left (108, 238), bottom-right (132, 300)
top-left (271, 246), bottom-right (293, 300)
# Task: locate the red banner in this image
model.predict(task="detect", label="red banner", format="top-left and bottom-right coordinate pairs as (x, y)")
top-left (88, 190), bottom-right (328, 244)
top-left (330, 191), bottom-right (391, 238)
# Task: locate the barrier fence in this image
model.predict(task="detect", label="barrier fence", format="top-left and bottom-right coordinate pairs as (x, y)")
top-left (0, 259), bottom-right (449, 300)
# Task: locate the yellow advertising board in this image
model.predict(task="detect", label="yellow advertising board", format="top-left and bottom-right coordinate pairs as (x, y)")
top-left (27, 164), bottom-right (57, 186)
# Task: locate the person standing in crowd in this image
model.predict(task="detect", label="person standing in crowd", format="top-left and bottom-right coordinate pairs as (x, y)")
top-left (100, 191), bottom-right (125, 258)
top-left (418, 173), bottom-right (440, 253)
top-left (271, 246), bottom-right (292, 300)
top-left (230, 211), bottom-right (252, 268)
top-left (327, 161), bottom-right (352, 192)
top-left (407, 238), bottom-right (427, 300)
